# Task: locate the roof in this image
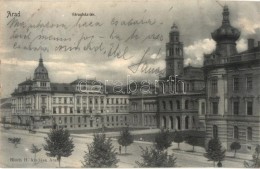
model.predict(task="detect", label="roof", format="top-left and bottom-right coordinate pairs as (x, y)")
top-left (19, 79), bottom-right (33, 86)
top-left (0, 97), bottom-right (12, 109)
top-left (50, 83), bottom-right (75, 93)
top-left (1, 102), bottom-right (12, 109)
top-left (183, 66), bottom-right (204, 80)
top-left (70, 79), bottom-right (104, 86)
top-left (238, 46), bottom-right (260, 55)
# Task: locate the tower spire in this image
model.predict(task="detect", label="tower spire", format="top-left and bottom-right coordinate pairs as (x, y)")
top-left (39, 53), bottom-right (43, 66)
top-left (222, 5), bottom-right (230, 25)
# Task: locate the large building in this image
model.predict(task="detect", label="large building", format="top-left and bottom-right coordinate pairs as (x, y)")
top-left (129, 24), bottom-right (205, 131)
top-left (204, 6), bottom-right (260, 153)
top-left (10, 56), bottom-right (131, 129)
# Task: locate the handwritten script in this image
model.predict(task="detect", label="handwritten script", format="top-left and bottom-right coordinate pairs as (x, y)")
top-left (6, 13), bottom-right (166, 76)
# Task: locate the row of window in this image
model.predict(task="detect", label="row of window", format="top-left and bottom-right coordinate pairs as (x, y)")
top-left (232, 101), bottom-right (253, 115)
top-left (52, 106), bottom-right (128, 114)
top-left (52, 97), bottom-right (128, 105)
top-left (212, 125), bottom-right (253, 141)
top-left (52, 115), bottom-right (127, 124)
top-left (210, 75), bottom-right (253, 93)
top-left (211, 101), bottom-right (254, 115)
top-left (162, 100), bottom-right (193, 110)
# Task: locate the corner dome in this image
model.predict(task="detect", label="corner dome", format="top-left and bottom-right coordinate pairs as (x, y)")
top-left (33, 54), bottom-right (49, 81)
top-left (211, 5), bottom-right (240, 42)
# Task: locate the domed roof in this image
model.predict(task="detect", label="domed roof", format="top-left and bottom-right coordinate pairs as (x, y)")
top-left (211, 6), bottom-right (240, 42)
top-left (33, 54), bottom-right (49, 81)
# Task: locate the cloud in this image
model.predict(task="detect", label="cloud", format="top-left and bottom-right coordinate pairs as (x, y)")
top-left (234, 17), bottom-right (260, 35)
top-left (237, 38), bottom-right (247, 52)
top-left (184, 38), bottom-right (216, 66)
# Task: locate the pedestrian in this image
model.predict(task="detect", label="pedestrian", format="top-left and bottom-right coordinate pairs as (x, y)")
top-left (119, 146), bottom-right (121, 154)
top-left (217, 161), bottom-right (222, 167)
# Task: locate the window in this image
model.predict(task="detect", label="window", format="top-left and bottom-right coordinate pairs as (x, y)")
top-left (64, 98), bottom-right (67, 104)
top-left (201, 102), bottom-right (205, 115)
top-left (83, 107), bottom-right (86, 113)
top-left (70, 107), bottom-right (73, 114)
top-left (234, 126), bottom-right (239, 139)
top-left (77, 107), bottom-right (80, 113)
top-left (233, 101), bottom-right (239, 115)
top-left (169, 101), bottom-right (173, 110)
top-left (246, 76), bottom-right (253, 90)
top-left (213, 125), bottom-right (218, 138)
top-left (64, 117), bottom-right (67, 123)
top-left (59, 107), bottom-right (61, 114)
top-left (107, 99), bottom-right (109, 104)
top-left (247, 101), bottom-right (253, 115)
top-left (162, 101), bottom-right (166, 110)
top-left (176, 100), bottom-right (180, 110)
top-left (233, 77), bottom-right (239, 91)
top-left (64, 107), bottom-right (67, 114)
top-left (212, 102), bottom-right (218, 115)
top-left (70, 98), bottom-right (73, 104)
top-left (211, 79), bottom-right (218, 93)
top-left (185, 116), bottom-right (189, 129)
top-left (77, 97), bottom-right (80, 104)
top-left (107, 116), bottom-right (109, 122)
top-left (247, 127), bottom-right (252, 141)
top-left (59, 98), bottom-right (62, 104)
top-left (53, 107), bottom-right (56, 114)
top-left (78, 117), bottom-right (81, 123)
top-left (53, 98), bottom-right (56, 103)
top-left (185, 100), bottom-right (189, 109)
top-left (70, 117), bottom-right (73, 123)
top-left (42, 97), bottom-right (46, 104)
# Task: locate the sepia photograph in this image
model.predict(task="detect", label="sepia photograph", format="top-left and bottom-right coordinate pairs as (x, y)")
top-left (0, 0), bottom-right (260, 168)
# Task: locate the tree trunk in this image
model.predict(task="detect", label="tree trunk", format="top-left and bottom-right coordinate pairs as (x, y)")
top-left (57, 156), bottom-right (61, 167)
top-left (234, 150), bottom-right (236, 157)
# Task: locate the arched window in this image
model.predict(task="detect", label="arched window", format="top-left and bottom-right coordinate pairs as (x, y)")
top-left (234, 126), bottom-right (239, 139)
top-left (213, 125), bottom-right (218, 138)
top-left (185, 116), bottom-right (189, 129)
top-left (162, 116), bottom-right (166, 129)
top-left (185, 100), bottom-right (189, 109)
top-left (169, 116), bottom-right (174, 129)
top-left (176, 100), bottom-right (180, 110)
top-left (247, 127), bottom-right (252, 141)
top-left (169, 101), bottom-right (173, 110)
top-left (162, 101), bottom-right (166, 110)
top-left (176, 116), bottom-right (181, 130)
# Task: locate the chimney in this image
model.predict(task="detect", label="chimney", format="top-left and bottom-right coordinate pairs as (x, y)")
top-left (248, 38), bottom-right (255, 50)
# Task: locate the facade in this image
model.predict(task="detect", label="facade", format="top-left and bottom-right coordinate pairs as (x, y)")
top-left (129, 24), bottom-right (205, 131)
top-left (10, 56), bottom-right (130, 129)
top-left (204, 6), bottom-right (260, 153)
top-left (0, 98), bottom-right (12, 125)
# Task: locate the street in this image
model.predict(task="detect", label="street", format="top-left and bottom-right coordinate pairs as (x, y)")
top-left (0, 128), bottom-right (247, 168)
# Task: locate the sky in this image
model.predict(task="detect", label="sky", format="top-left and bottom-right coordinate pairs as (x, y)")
top-left (1, 0), bottom-right (260, 97)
